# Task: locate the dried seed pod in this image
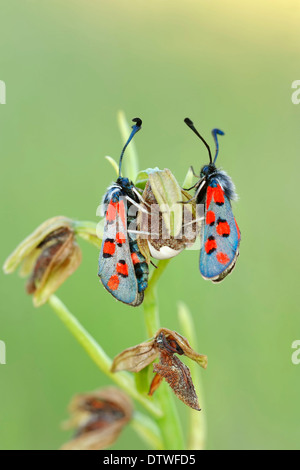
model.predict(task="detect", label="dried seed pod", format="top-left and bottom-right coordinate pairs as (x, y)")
top-left (156, 328), bottom-right (208, 369)
top-left (61, 387), bottom-right (133, 450)
top-left (150, 332), bottom-right (201, 411)
top-left (111, 328), bottom-right (207, 411)
top-left (137, 169), bottom-right (199, 260)
top-left (3, 216), bottom-right (81, 306)
top-left (111, 338), bottom-right (158, 373)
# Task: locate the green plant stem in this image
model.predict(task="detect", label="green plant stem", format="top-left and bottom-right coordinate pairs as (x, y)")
top-left (130, 411), bottom-right (164, 450)
top-left (48, 294), bottom-right (162, 421)
top-left (143, 260), bottom-right (185, 450)
top-left (72, 220), bottom-right (102, 249)
top-left (143, 259), bottom-right (170, 337)
top-left (72, 220), bottom-right (98, 232)
top-left (143, 288), bottom-right (160, 338)
top-left (148, 259), bottom-right (171, 294)
top-left (178, 302), bottom-right (207, 450)
top-left (154, 383), bottom-right (185, 450)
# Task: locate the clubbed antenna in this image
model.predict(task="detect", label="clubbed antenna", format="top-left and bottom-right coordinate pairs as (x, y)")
top-left (211, 128), bottom-right (225, 164)
top-left (184, 118), bottom-right (212, 164)
top-left (119, 118), bottom-right (142, 176)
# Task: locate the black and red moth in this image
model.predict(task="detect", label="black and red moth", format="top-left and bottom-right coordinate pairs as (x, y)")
top-left (184, 118), bottom-right (241, 282)
top-left (98, 118), bottom-right (149, 306)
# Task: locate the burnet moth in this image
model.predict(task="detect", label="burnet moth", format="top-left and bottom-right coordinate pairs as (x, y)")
top-left (184, 118), bottom-right (241, 282)
top-left (98, 118), bottom-right (149, 306)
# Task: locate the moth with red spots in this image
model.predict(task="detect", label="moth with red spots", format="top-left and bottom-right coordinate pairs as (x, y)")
top-left (184, 118), bottom-right (241, 282)
top-left (98, 118), bottom-right (149, 306)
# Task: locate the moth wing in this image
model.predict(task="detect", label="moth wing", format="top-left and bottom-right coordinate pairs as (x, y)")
top-left (153, 355), bottom-right (201, 410)
top-left (200, 182), bottom-right (241, 282)
top-left (98, 199), bottom-right (143, 306)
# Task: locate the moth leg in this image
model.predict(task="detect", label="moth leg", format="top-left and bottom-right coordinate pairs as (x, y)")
top-left (190, 165), bottom-right (200, 178)
top-left (131, 187), bottom-right (152, 208)
top-left (182, 217), bottom-right (204, 227)
top-left (125, 195), bottom-right (149, 214)
top-left (127, 229), bottom-right (159, 237)
top-left (178, 195), bottom-right (198, 204)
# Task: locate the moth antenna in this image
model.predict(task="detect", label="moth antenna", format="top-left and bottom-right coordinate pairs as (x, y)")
top-left (184, 118), bottom-right (212, 164)
top-left (212, 128), bottom-right (225, 164)
top-left (119, 117), bottom-right (142, 176)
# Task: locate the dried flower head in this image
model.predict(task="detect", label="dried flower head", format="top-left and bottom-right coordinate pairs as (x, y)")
top-left (149, 331), bottom-right (200, 410)
top-left (3, 216), bottom-right (82, 306)
top-left (61, 387), bottom-right (133, 450)
top-left (111, 328), bottom-right (207, 410)
top-left (137, 169), bottom-right (199, 261)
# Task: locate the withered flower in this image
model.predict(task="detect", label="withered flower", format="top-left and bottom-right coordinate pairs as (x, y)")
top-left (61, 387), bottom-right (133, 450)
top-left (3, 216), bottom-right (82, 306)
top-left (149, 332), bottom-right (201, 410)
top-left (111, 328), bottom-right (207, 411)
top-left (137, 169), bottom-right (199, 261)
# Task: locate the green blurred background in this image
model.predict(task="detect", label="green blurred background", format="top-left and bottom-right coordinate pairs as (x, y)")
top-left (1, 0), bottom-right (300, 450)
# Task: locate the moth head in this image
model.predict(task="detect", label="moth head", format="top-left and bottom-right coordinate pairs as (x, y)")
top-left (200, 163), bottom-right (215, 179)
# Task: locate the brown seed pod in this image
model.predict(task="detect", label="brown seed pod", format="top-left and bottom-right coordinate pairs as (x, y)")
top-left (137, 169), bottom-right (199, 261)
top-left (111, 328), bottom-right (207, 411)
top-left (61, 387), bottom-right (133, 450)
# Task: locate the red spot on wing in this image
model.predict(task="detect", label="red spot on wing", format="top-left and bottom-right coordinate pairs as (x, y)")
top-left (235, 218), bottom-right (241, 240)
top-left (216, 220), bottom-right (230, 237)
top-left (103, 240), bottom-right (116, 256)
top-left (116, 232), bottom-right (126, 244)
top-left (131, 253), bottom-right (141, 265)
top-left (116, 262), bottom-right (129, 277)
top-left (216, 252), bottom-right (230, 264)
top-left (206, 186), bottom-right (214, 210)
top-left (213, 185), bottom-right (225, 205)
top-left (117, 200), bottom-right (127, 229)
top-left (107, 275), bottom-right (119, 291)
top-left (106, 201), bottom-right (117, 223)
top-left (206, 210), bottom-right (215, 225)
top-left (205, 237), bottom-right (217, 254)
